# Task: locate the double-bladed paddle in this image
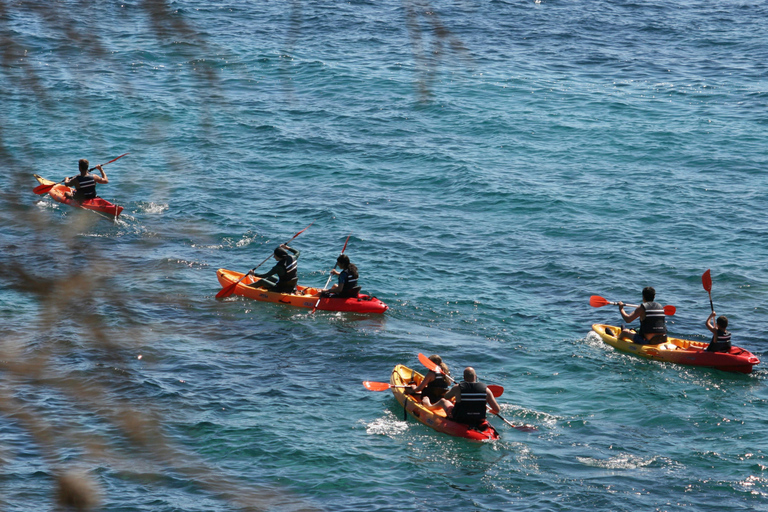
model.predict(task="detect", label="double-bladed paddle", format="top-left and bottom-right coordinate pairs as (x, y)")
top-left (215, 221), bottom-right (313, 299)
top-left (702, 269), bottom-right (714, 313)
top-left (589, 295), bottom-right (677, 316)
top-left (311, 232), bottom-right (352, 314)
top-left (33, 152), bottom-right (130, 195)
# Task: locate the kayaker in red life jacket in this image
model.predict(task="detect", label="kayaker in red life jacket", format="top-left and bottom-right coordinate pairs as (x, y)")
top-left (429, 367), bottom-right (500, 427)
top-left (405, 354), bottom-right (451, 407)
top-left (616, 286), bottom-right (668, 345)
top-left (64, 159), bottom-right (108, 202)
top-left (705, 312), bottom-right (732, 353)
top-left (247, 244), bottom-right (300, 293)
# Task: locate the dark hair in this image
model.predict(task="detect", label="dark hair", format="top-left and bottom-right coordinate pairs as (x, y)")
top-left (274, 246), bottom-right (288, 258)
top-left (78, 159), bottom-right (89, 173)
top-left (336, 254), bottom-right (350, 267)
top-left (716, 315), bottom-right (728, 329)
top-left (642, 286), bottom-right (656, 302)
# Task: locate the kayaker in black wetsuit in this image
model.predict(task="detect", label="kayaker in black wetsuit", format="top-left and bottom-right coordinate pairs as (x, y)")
top-left (431, 367), bottom-right (500, 427)
top-left (248, 244), bottom-right (300, 293)
top-left (64, 159), bottom-right (109, 201)
top-left (321, 254), bottom-right (360, 298)
top-left (406, 354), bottom-right (451, 407)
top-left (705, 312), bottom-right (732, 353)
top-left (617, 286), bottom-right (668, 345)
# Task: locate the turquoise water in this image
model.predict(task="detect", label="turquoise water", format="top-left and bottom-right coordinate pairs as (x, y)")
top-left (1, 1), bottom-right (767, 510)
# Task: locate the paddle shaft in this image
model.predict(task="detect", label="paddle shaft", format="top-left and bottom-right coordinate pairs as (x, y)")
top-left (311, 233), bottom-right (352, 313)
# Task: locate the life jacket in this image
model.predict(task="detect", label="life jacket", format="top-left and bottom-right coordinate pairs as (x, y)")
top-left (277, 254), bottom-right (298, 283)
top-left (72, 173), bottom-right (97, 200)
top-left (422, 372), bottom-right (449, 403)
top-left (451, 381), bottom-right (487, 426)
top-left (707, 329), bottom-right (732, 353)
top-left (336, 269), bottom-right (359, 298)
top-left (639, 301), bottom-right (666, 335)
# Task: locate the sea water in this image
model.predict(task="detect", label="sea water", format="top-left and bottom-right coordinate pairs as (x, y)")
top-left (1, 1), bottom-right (766, 510)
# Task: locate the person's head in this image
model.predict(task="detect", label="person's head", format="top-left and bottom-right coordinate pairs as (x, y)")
top-left (463, 367), bottom-right (477, 382)
top-left (642, 286), bottom-right (656, 302)
top-left (78, 159), bottom-right (89, 174)
top-left (429, 354), bottom-right (449, 375)
top-left (274, 246), bottom-right (288, 260)
top-left (336, 254), bottom-right (350, 269)
top-left (716, 315), bottom-right (728, 329)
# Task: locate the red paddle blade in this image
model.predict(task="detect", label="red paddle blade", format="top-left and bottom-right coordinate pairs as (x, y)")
top-left (589, 295), bottom-right (611, 308)
top-left (418, 353), bottom-right (436, 371)
top-left (215, 282), bottom-right (238, 299)
top-left (488, 384), bottom-right (504, 397)
top-left (702, 269), bottom-right (712, 292)
top-left (664, 305), bottom-right (676, 316)
top-left (33, 183), bottom-right (56, 195)
top-left (362, 381), bottom-right (391, 391)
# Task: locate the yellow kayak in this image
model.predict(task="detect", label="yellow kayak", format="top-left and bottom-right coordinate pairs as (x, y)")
top-left (592, 324), bottom-right (759, 374)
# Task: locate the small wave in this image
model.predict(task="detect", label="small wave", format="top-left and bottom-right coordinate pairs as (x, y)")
top-left (363, 411), bottom-right (409, 437)
top-left (577, 453), bottom-right (658, 469)
top-left (135, 202), bottom-right (169, 214)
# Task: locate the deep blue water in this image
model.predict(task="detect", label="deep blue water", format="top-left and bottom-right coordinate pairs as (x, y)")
top-left (1, 1), bottom-right (767, 510)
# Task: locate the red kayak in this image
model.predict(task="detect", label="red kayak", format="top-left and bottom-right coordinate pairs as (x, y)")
top-left (33, 174), bottom-right (123, 218)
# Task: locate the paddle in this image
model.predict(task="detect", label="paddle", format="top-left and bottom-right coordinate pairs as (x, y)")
top-left (702, 269), bottom-right (714, 313)
top-left (311, 232), bottom-right (351, 314)
top-left (33, 153), bottom-right (130, 195)
top-left (489, 408), bottom-right (538, 432)
top-left (589, 295), bottom-right (677, 316)
top-left (215, 221), bottom-right (313, 299)
top-left (362, 381), bottom-right (412, 391)
top-left (417, 353), bottom-right (504, 397)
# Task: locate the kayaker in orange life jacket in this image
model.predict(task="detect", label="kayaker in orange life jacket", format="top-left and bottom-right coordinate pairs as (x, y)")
top-left (247, 244), bottom-right (300, 293)
top-left (405, 354), bottom-right (451, 407)
top-left (705, 312), bottom-right (732, 353)
top-left (616, 286), bottom-right (668, 345)
top-left (429, 367), bottom-right (500, 427)
top-left (64, 159), bottom-right (109, 202)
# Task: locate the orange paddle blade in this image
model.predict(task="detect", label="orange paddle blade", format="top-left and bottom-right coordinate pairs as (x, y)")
top-left (215, 282), bottom-right (239, 299)
top-left (418, 352), bottom-right (436, 371)
top-left (702, 269), bottom-right (712, 292)
top-left (487, 385), bottom-right (504, 397)
top-left (589, 295), bottom-right (611, 308)
top-left (664, 305), bottom-right (676, 316)
top-left (33, 183), bottom-right (57, 195)
top-left (362, 381), bottom-right (391, 391)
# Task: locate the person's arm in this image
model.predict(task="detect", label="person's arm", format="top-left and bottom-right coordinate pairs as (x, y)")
top-left (63, 175), bottom-right (76, 186)
top-left (412, 371), bottom-right (435, 394)
top-left (284, 245), bottom-right (299, 259)
top-left (443, 385), bottom-right (460, 403)
top-left (618, 302), bottom-right (642, 323)
top-left (705, 311), bottom-right (717, 334)
top-left (92, 165), bottom-right (108, 184)
top-left (328, 270), bottom-right (347, 294)
top-left (252, 263), bottom-right (280, 279)
top-left (486, 389), bottom-right (500, 415)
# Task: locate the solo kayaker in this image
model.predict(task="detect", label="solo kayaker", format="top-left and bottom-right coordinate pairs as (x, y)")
top-left (705, 312), bottom-right (732, 352)
top-left (247, 244), bottom-right (300, 293)
top-left (406, 354), bottom-right (451, 407)
top-left (321, 254), bottom-right (360, 298)
top-left (616, 286), bottom-right (668, 345)
top-left (430, 367), bottom-right (500, 427)
top-left (64, 159), bottom-right (108, 202)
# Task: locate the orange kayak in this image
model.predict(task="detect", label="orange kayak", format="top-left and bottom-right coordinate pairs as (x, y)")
top-left (216, 268), bottom-right (388, 314)
top-left (33, 174), bottom-right (123, 218)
